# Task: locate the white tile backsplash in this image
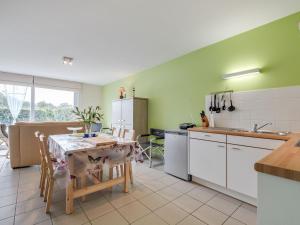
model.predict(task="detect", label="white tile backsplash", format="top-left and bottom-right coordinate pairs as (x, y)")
top-left (205, 86), bottom-right (300, 132)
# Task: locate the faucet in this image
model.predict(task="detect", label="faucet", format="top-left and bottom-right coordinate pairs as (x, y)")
top-left (253, 123), bottom-right (272, 132)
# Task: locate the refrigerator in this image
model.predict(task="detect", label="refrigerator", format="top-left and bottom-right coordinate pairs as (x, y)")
top-left (164, 130), bottom-right (191, 181)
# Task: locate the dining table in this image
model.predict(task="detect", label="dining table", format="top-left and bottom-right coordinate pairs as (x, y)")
top-left (48, 133), bottom-right (136, 214)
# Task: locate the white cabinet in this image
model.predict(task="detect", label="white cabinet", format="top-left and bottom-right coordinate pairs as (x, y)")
top-left (189, 138), bottom-right (226, 187)
top-left (112, 100), bottom-right (122, 124)
top-left (227, 144), bottom-right (270, 198)
top-left (121, 99), bottom-right (133, 125)
top-left (111, 98), bottom-right (148, 136)
top-left (189, 131), bottom-right (286, 201)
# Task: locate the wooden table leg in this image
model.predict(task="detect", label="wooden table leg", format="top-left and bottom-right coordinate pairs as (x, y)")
top-left (66, 178), bottom-right (74, 214)
top-left (66, 153), bottom-right (75, 214)
top-left (124, 161), bottom-right (130, 193)
top-left (80, 175), bottom-right (86, 201)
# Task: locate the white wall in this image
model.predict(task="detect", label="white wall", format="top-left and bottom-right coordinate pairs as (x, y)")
top-left (79, 84), bottom-right (102, 109)
top-left (205, 86), bottom-right (300, 132)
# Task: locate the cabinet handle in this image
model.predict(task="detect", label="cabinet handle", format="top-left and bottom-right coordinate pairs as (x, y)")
top-left (217, 145), bottom-right (225, 148)
top-left (204, 134), bottom-right (211, 137)
top-left (232, 147), bottom-right (241, 150)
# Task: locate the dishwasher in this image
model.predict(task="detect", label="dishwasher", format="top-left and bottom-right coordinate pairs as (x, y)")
top-left (164, 130), bottom-right (191, 181)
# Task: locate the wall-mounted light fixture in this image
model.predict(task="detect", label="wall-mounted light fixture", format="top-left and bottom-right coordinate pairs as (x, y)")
top-left (63, 56), bottom-right (73, 65)
top-left (223, 68), bottom-right (260, 79)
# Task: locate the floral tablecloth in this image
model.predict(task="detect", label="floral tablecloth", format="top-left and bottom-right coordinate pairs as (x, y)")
top-left (48, 134), bottom-right (136, 177)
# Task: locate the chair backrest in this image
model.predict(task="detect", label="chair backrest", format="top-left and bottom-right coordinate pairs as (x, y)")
top-left (35, 131), bottom-right (44, 161)
top-left (112, 127), bottom-right (121, 137)
top-left (150, 128), bottom-right (165, 138)
top-left (123, 129), bottom-right (136, 141)
top-left (39, 134), bottom-right (54, 176)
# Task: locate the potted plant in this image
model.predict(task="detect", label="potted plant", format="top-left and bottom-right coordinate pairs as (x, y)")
top-left (72, 106), bottom-right (104, 137)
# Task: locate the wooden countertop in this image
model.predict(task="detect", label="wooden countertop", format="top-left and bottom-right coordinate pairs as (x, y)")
top-left (188, 127), bottom-right (300, 182)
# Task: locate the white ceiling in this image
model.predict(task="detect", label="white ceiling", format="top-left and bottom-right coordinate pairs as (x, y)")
top-left (0, 1), bottom-right (299, 85)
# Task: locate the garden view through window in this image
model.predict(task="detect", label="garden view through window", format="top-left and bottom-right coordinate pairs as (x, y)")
top-left (34, 87), bottom-right (76, 122)
top-left (0, 84), bottom-right (76, 124)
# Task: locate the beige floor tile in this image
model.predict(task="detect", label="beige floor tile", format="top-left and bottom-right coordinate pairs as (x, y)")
top-left (18, 182), bottom-right (40, 192)
top-left (154, 203), bottom-right (188, 225)
top-left (232, 204), bottom-right (257, 225)
top-left (81, 196), bottom-right (114, 220)
top-left (14, 207), bottom-right (50, 225)
top-left (36, 219), bottom-right (53, 225)
top-left (0, 216), bottom-right (14, 225)
top-left (132, 213), bottom-right (168, 225)
top-left (143, 180), bottom-right (167, 191)
top-left (106, 192), bottom-right (136, 208)
top-left (192, 205), bottom-right (228, 225)
top-left (0, 186), bottom-right (18, 197)
top-left (177, 215), bottom-right (207, 225)
top-left (0, 204), bottom-right (15, 221)
top-left (160, 175), bottom-right (180, 186)
top-left (50, 200), bottom-right (80, 218)
top-left (17, 189), bottom-right (40, 202)
top-left (173, 194), bottom-right (203, 213)
top-left (130, 185), bottom-right (153, 199)
top-left (207, 194), bottom-right (242, 215)
top-left (52, 207), bottom-right (89, 225)
top-left (187, 186), bottom-right (217, 203)
top-left (91, 210), bottom-right (128, 225)
top-left (170, 180), bottom-right (196, 193)
top-left (139, 193), bottom-right (169, 210)
top-left (16, 196), bottom-right (46, 215)
top-left (157, 187), bottom-right (182, 201)
top-left (224, 217), bottom-right (246, 225)
top-left (118, 201), bottom-right (151, 223)
top-left (0, 194), bottom-right (17, 207)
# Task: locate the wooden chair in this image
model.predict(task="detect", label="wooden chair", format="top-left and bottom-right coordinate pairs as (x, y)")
top-left (35, 131), bottom-right (46, 197)
top-left (112, 127), bottom-right (121, 137)
top-left (109, 129), bottom-right (135, 184)
top-left (38, 133), bottom-right (56, 213)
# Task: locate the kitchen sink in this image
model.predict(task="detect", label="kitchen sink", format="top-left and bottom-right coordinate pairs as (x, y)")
top-left (207, 127), bottom-right (289, 136)
top-left (255, 130), bottom-right (289, 136)
top-left (207, 127), bottom-right (249, 132)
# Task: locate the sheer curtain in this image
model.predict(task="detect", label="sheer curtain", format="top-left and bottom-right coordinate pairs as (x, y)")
top-left (4, 85), bottom-right (28, 123)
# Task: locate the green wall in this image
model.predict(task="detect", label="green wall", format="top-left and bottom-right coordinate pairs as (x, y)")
top-left (102, 12), bottom-right (300, 129)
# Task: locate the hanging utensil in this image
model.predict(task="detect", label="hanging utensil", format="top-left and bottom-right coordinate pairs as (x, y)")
top-left (216, 95), bottom-right (221, 113)
top-left (212, 94), bottom-right (217, 111)
top-left (228, 92), bottom-right (236, 112)
top-left (209, 95), bottom-right (213, 112)
top-left (221, 94), bottom-right (226, 110)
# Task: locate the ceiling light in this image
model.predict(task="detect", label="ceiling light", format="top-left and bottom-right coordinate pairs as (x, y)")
top-left (223, 68), bottom-right (260, 79)
top-left (63, 56), bottom-right (73, 65)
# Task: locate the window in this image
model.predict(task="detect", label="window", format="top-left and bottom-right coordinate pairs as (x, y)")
top-left (34, 87), bottom-right (76, 122)
top-left (0, 84), bottom-right (31, 124)
top-left (0, 74), bottom-right (82, 124)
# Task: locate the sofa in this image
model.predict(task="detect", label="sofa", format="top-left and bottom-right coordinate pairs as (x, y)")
top-left (9, 121), bottom-right (82, 168)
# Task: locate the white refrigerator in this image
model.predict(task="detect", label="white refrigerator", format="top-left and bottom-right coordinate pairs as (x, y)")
top-left (164, 130), bottom-right (191, 181)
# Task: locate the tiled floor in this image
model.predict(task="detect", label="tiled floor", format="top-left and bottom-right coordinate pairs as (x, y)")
top-left (0, 156), bottom-right (257, 225)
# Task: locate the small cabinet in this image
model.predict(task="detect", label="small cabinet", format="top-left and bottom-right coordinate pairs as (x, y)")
top-left (189, 138), bottom-right (226, 187)
top-left (227, 144), bottom-right (270, 198)
top-left (111, 98), bottom-right (148, 136)
top-left (111, 100), bottom-right (122, 124)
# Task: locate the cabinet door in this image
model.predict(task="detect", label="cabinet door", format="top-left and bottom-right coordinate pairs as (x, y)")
top-left (227, 144), bottom-right (270, 198)
top-left (121, 99), bottom-right (133, 125)
top-left (112, 100), bottom-right (122, 124)
top-left (189, 139), bottom-right (226, 187)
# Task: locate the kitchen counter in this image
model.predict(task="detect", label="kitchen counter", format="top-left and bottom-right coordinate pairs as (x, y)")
top-left (188, 127), bottom-right (300, 182)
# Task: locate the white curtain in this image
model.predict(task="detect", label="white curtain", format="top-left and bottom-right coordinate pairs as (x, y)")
top-left (4, 85), bottom-right (28, 123)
